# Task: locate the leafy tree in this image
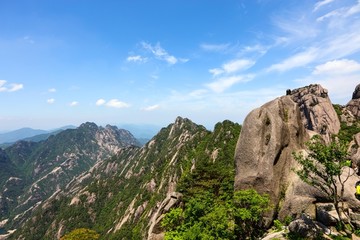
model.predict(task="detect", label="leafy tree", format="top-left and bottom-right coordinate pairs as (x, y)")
top-left (162, 189), bottom-right (270, 240)
top-left (233, 189), bottom-right (271, 239)
top-left (60, 228), bottom-right (99, 240)
top-left (293, 135), bottom-right (354, 230)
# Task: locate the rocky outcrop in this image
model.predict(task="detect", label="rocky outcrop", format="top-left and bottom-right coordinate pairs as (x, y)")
top-left (234, 84), bottom-right (353, 224)
top-left (148, 192), bottom-right (183, 240)
top-left (234, 95), bottom-right (308, 222)
top-left (288, 214), bottom-right (329, 239)
top-left (347, 84), bottom-right (360, 119)
top-left (290, 84), bottom-right (340, 143)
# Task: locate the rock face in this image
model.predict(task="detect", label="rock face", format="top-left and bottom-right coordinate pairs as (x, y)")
top-left (290, 84), bottom-right (340, 143)
top-left (234, 84), bottom-right (347, 223)
top-left (288, 214), bottom-right (329, 239)
top-left (352, 84), bottom-right (360, 100)
top-left (347, 84), bottom-right (360, 118)
top-left (148, 192), bottom-right (183, 240)
top-left (234, 95), bottom-right (307, 222)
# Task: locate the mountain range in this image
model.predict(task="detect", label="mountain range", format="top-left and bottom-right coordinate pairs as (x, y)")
top-left (1, 84), bottom-right (360, 240)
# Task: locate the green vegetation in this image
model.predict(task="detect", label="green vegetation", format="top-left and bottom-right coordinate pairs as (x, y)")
top-left (60, 228), bottom-right (99, 240)
top-left (162, 189), bottom-right (270, 240)
top-left (332, 104), bottom-right (360, 143)
top-left (293, 135), bottom-right (354, 231)
top-left (7, 119), bottom-right (246, 239)
top-left (161, 121), bottom-right (272, 239)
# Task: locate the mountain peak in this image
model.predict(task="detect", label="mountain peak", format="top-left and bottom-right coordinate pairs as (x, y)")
top-left (79, 122), bottom-right (98, 130)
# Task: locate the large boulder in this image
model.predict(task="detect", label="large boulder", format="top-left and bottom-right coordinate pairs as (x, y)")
top-left (288, 214), bottom-right (329, 239)
top-left (234, 84), bottom-right (352, 223)
top-left (347, 84), bottom-right (360, 119)
top-left (234, 95), bottom-right (308, 222)
top-left (290, 84), bottom-right (340, 143)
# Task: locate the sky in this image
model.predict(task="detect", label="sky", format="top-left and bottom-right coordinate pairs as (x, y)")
top-left (1, 0), bottom-right (360, 131)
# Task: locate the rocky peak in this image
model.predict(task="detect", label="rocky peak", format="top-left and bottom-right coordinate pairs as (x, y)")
top-left (347, 84), bottom-right (360, 119)
top-left (289, 84), bottom-right (340, 142)
top-left (79, 122), bottom-right (99, 131)
top-left (352, 84), bottom-right (360, 100)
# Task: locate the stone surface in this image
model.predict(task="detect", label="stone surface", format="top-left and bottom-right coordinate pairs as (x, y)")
top-left (346, 99), bottom-right (360, 119)
top-left (234, 95), bottom-right (308, 222)
top-left (290, 84), bottom-right (340, 143)
top-left (316, 203), bottom-right (339, 226)
top-left (288, 214), bottom-right (329, 239)
top-left (346, 84), bottom-right (360, 119)
top-left (147, 192), bottom-right (182, 240)
top-left (352, 84), bottom-right (360, 100)
top-left (234, 84), bottom-right (357, 224)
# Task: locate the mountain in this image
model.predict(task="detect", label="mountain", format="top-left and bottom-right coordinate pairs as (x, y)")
top-left (4, 118), bottom-right (241, 239)
top-left (2, 84), bottom-right (360, 239)
top-left (0, 128), bottom-right (48, 144)
top-left (0, 122), bottom-right (140, 232)
top-left (0, 126), bottom-right (77, 148)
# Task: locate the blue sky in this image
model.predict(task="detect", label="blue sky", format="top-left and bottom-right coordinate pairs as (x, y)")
top-left (1, 0), bottom-right (360, 131)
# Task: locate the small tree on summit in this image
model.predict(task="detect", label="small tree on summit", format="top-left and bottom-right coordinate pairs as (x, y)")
top-left (293, 135), bottom-right (354, 230)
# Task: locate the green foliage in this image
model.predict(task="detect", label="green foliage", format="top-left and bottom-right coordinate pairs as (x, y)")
top-left (338, 122), bottom-right (360, 143)
top-left (233, 189), bottom-right (271, 239)
top-left (60, 228), bottom-right (99, 240)
top-left (333, 104), bottom-right (343, 117)
top-left (163, 189), bottom-right (270, 240)
top-left (293, 135), bottom-right (353, 230)
top-left (273, 219), bottom-right (283, 232)
top-left (7, 119), bottom-right (243, 239)
top-left (293, 135), bottom-right (349, 199)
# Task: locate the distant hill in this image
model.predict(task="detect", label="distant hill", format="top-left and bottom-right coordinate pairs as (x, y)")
top-left (0, 126), bottom-right (77, 147)
top-left (0, 128), bottom-right (48, 144)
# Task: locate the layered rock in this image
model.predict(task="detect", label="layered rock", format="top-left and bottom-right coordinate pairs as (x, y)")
top-left (290, 84), bottom-right (340, 143)
top-left (347, 84), bottom-right (360, 119)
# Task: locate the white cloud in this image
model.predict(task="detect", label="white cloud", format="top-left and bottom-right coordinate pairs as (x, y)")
top-left (69, 101), bottom-right (78, 107)
top-left (295, 59), bottom-right (360, 103)
top-left (206, 74), bottom-right (254, 93)
top-left (48, 88), bottom-right (56, 93)
top-left (209, 59), bottom-right (255, 77)
top-left (189, 89), bottom-right (208, 98)
top-left (47, 98), bottom-right (55, 104)
top-left (313, 59), bottom-right (360, 75)
top-left (317, 0), bottom-right (360, 21)
top-left (0, 80), bottom-right (23, 92)
top-left (313, 0), bottom-right (335, 12)
top-left (106, 99), bottom-right (130, 108)
top-left (126, 55), bottom-right (147, 63)
top-left (242, 44), bottom-right (268, 56)
top-left (95, 98), bottom-right (106, 106)
top-left (142, 104), bottom-right (160, 111)
top-left (267, 48), bottom-right (319, 72)
top-left (200, 43), bottom-right (230, 52)
top-left (222, 59), bottom-right (255, 73)
top-left (209, 68), bottom-right (224, 76)
top-left (322, 29), bottom-right (360, 59)
top-left (141, 42), bottom-right (183, 65)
